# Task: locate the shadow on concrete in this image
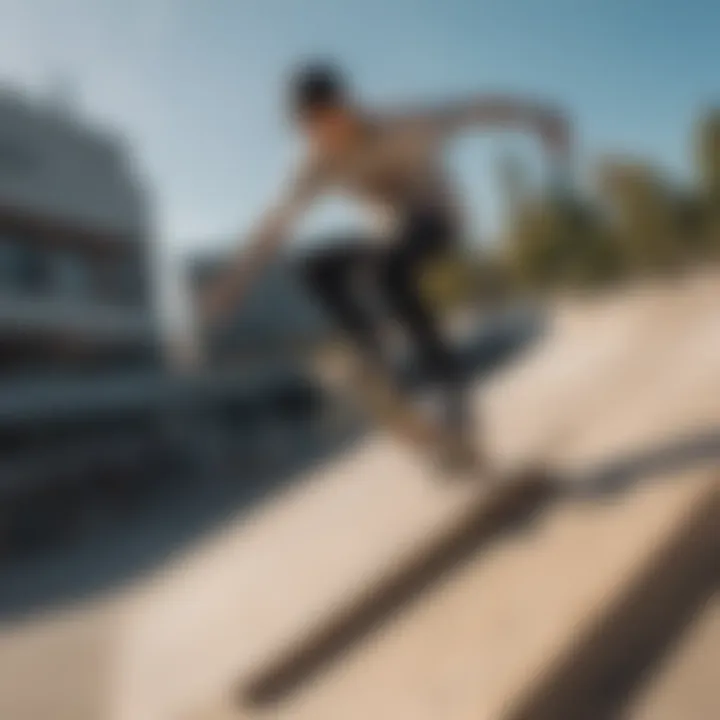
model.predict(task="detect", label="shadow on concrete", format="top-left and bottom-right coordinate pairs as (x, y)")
top-left (241, 425), bottom-right (720, 710)
top-left (569, 427), bottom-right (720, 497)
top-left (502, 479), bottom-right (719, 720)
top-left (0, 307), bottom-right (541, 621)
top-left (499, 430), bottom-right (720, 719)
top-left (243, 472), bottom-right (553, 708)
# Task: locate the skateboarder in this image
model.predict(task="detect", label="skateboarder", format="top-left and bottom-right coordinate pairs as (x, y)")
top-left (202, 61), bottom-right (570, 463)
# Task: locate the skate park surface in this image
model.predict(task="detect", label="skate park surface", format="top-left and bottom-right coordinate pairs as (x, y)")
top-left (1, 271), bottom-right (719, 720)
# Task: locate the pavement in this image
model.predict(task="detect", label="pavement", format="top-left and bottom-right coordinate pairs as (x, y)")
top-left (1, 271), bottom-right (720, 720)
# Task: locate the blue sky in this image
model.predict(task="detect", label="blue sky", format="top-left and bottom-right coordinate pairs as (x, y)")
top-left (1, 0), bottom-right (718, 256)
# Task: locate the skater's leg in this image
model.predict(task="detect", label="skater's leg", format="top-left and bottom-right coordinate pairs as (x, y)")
top-left (297, 240), bottom-right (384, 363)
top-left (379, 209), bottom-right (470, 432)
top-left (298, 240), bottom-right (454, 452)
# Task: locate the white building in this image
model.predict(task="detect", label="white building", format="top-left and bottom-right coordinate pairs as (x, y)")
top-left (0, 86), bottom-right (158, 375)
top-left (0, 88), bottom-right (169, 546)
top-left (0, 89), bottom-right (326, 555)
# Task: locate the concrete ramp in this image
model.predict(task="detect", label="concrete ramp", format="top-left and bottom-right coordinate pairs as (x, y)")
top-left (623, 592), bottom-right (720, 720)
top-left (2, 274), bottom-right (720, 720)
top-left (224, 474), bottom-right (716, 720)
top-left (113, 274), bottom-right (720, 720)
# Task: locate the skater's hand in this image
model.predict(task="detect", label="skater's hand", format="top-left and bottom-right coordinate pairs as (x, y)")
top-left (200, 208), bottom-right (291, 328)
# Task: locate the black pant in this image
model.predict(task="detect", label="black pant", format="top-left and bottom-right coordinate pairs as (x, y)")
top-left (298, 206), bottom-right (466, 424)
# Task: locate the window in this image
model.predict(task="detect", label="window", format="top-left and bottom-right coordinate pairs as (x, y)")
top-left (53, 251), bottom-right (92, 298)
top-left (0, 235), bottom-right (22, 289)
top-left (0, 235), bottom-right (50, 292)
top-left (16, 244), bottom-right (51, 292)
top-left (115, 258), bottom-right (148, 305)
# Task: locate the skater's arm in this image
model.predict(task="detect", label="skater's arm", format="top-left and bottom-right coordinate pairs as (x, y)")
top-left (399, 94), bottom-right (571, 158)
top-left (201, 158), bottom-right (322, 322)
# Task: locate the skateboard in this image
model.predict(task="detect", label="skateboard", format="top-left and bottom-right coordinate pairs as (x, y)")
top-left (312, 342), bottom-right (481, 475)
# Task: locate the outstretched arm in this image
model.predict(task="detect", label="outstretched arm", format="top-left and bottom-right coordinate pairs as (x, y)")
top-left (201, 158), bottom-right (322, 324)
top-left (401, 94), bottom-right (571, 158)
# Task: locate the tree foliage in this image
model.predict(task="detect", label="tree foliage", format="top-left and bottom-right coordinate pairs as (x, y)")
top-left (496, 108), bottom-right (720, 292)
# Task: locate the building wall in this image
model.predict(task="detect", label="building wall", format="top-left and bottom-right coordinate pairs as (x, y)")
top-left (0, 88), bottom-right (148, 237)
top-left (0, 88), bottom-right (158, 375)
top-left (0, 90), bottom-right (328, 559)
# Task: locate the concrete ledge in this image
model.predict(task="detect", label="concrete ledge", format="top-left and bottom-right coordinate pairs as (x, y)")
top-left (242, 470), bottom-right (553, 707)
top-left (502, 478), bottom-right (720, 720)
top-left (199, 473), bottom-right (719, 720)
top-left (6, 275), bottom-right (715, 720)
top-left (113, 439), bottom-right (523, 720)
top-left (624, 590), bottom-right (720, 720)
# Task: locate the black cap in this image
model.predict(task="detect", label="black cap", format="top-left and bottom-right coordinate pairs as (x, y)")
top-left (288, 60), bottom-right (347, 117)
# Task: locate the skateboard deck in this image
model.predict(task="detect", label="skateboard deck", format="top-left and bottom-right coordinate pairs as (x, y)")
top-left (312, 343), bottom-right (480, 473)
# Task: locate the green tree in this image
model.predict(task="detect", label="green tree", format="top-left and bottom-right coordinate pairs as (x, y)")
top-left (596, 158), bottom-right (683, 274)
top-left (504, 190), bottom-right (619, 291)
top-left (696, 109), bottom-right (720, 205)
top-left (693, 110), bottom-right (720, 256)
